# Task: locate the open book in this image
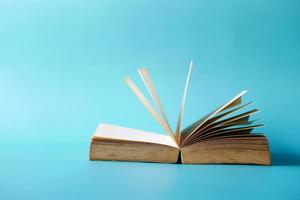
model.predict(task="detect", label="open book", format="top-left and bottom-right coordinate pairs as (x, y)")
top-left (90, 61), bottom-right (271, 165)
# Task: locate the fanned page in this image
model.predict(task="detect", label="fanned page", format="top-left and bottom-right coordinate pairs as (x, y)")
top-left (175, 61), bottom-right (194, 144)
top-left (125, 78), bottom-right (177, 144)
top-left (186, 107), bottom-right (259, 143)
top-left (125, 61), bottom-right (194, 146)
top-left (180, 90), bottom-right (248, 146)
top-left (186, 124), bottom-right (264, 145)
top-left (137, 68), bottom-right (174, 141)
top-left (93, 123), bottom-right (178, 148)
top-left (181, 91), bottom-right (265, 147)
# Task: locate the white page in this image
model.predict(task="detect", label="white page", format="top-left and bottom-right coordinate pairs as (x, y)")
top-left (93, 123), bottom-right (178, 148)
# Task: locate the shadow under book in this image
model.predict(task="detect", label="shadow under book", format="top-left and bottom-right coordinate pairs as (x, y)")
top-left (89, 62), bottom-right (271, 165)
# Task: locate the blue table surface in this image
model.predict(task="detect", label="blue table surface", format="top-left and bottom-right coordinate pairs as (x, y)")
top-left (1, 0), bottom-right (300, 199)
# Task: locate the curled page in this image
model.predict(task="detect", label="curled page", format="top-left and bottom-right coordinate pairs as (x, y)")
top-left (125, 78), bottom-right (177, 145)
top-left (181, 90), bottom-right (248, 145)
top-left (138, 68), bottom-right (174, 138)
top-left (175, 60), bottom-right (194, 144)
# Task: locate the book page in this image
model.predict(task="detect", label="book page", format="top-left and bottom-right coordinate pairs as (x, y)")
top-left (93, 123), bottom-right (178, 148)
top-left (138, 68), bottom-right (174, 139)
top-left (208, 109), bottom-right (259, 129)
top-left (175, 60), bottom-right (194, 144)
top-left (181, 90), bottom-right (247, 145)
top-left (220, 96), bottom-right (242, 112)
top-left (189, 124), bottom-right (264, 143)
top-left (125, 78), bottom-right (177, 143)
top-left (186, 102), bottom-right (253, 141)
top-left (190, 107), bottom-right (258, 138)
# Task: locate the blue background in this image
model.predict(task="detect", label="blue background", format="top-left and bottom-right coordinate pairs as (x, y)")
top-left (1, 0), bottom-right (299, 199)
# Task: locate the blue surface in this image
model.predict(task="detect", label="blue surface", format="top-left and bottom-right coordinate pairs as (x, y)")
top-left (1, 0), bottom-right (300, 199)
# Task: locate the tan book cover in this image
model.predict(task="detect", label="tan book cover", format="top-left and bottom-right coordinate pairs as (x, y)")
top-left (89, 61), bottom-right (271, 165)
